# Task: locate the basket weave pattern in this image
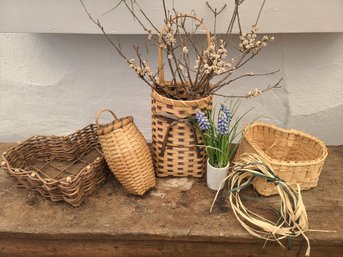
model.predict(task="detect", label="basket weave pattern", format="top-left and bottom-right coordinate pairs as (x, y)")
top-left (1, 124), bottom-right (108, 206)
top-left (96, 109), bottom-right (155, 195)
top-left (151, 89), bottom-right (212, 177)
top-left (235, 122), bottom-right (328, 196)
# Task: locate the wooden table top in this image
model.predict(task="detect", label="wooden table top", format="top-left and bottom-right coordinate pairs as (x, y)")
top-left (0, 143), bottom-right (342, 256)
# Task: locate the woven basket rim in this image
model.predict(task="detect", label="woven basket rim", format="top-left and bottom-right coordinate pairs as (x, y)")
top-left (96, 116), bottom-right (134, 135)
top-left (1, 124), bottom-right (104, 185)
top-left (243, 121), bottom-right (328, 166)
top-left (152, 85), bottom-right (212, 107)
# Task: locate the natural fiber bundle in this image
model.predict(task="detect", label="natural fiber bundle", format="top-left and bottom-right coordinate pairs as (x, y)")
top-left (211, 153), bottom-right (310, 256)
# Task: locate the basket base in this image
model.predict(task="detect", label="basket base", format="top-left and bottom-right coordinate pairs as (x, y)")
top-left (155, 171), bottom-right (205, 178)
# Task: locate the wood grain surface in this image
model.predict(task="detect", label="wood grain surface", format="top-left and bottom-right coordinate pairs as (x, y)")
top-left (0, 143), bottom-right (342, 257)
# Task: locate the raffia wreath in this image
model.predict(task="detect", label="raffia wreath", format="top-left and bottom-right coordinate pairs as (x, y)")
top-left (211, 153), bottom-right (310, 256)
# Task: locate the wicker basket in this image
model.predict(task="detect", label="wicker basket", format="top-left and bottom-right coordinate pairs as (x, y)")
top-left (152, 89), bottom-right (212, 177)
top-left (96, 109), bottom-right (156, 195)
top-left (235, 122), bottom-right (328, 196)
top-left (152, 15), bottom-right (213, 177)
top-left (1, 124), bottom-right (109, 206)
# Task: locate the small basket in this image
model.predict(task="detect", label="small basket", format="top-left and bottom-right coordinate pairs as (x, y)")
top-left (1, 124), bottom-right (109, 206)
top-left (96, 109), bottom-right (156, 195)
top-left (235, 122), bottom-right (328, 196)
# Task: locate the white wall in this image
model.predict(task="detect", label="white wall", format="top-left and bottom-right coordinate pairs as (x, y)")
top-left (0, 33), bottom-right (342, 145)
top-left (1, 0), bottom-right (342, 34)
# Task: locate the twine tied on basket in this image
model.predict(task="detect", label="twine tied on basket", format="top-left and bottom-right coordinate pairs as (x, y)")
top-left (154, 112), bottom-right (201, 158)
top-left (211, 153), bottom-right (311, 256)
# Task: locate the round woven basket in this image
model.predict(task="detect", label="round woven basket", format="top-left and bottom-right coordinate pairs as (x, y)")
top-left (235, 122), bottom-right (328, 196)
top-left (151, 14), bottom-right (213, 177)
top-left (96, 109), bottom-right (156, 195)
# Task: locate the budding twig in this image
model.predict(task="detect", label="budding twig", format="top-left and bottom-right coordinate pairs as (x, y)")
top-left (214, 77), bottom-right (283, 98)
top-left (254, 0), bottom-right (266, 27)
top-left (81, 0), bottom-right (281, 101)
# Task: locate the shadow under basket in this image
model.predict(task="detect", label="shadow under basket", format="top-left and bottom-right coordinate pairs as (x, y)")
top-left (235, 122), bottom-right (328, 196)
top-left (1, 124), bottom-right (109, 206)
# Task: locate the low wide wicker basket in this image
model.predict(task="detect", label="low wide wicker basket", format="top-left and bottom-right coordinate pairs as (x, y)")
top-left (1, 124), bottom-right (109, 206)
top-left (96, 109), bottom-right (156, 195)
top-left (235, 122), bottom-right (328, 196)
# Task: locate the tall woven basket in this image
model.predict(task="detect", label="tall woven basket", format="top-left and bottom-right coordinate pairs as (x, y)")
top-left (96, 109), bottom-right (156, 195)
top-left (235, 122), bottom-right (328, 196)
top-left (152, 15), bottom-right (213, 177)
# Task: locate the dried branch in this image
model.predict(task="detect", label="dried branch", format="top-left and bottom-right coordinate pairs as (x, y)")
top-left (223, 1), bottom-right (239, 48)
top-left (162, 0), bottom-right (169, 23)
top-left (177, 30), bottom-right (194, 89)
top-left (211, 69), bottom-right (280, 94)
top-left (213, 45), bottom-right (264, 91)
top-left (80, 0), bottom-right (127, 61)
top-left (214, 77), bottom-right (283, 98)
top-left (254, 0), bottom-right (266, 26)
top-left (101, 0), bottom-right (125, 16)
top-left (170, 17), bottom-right (187, 90)
top-left (236, 9), bottom-right (243, 35)
top-left (139, 9), bottom-right (160, 34)
top-left (81, 0), bottom-right (281, 101)
top-left (122, 1), bottom-right (154, 35)
top-left (206, 2), bottom-right (227, 37)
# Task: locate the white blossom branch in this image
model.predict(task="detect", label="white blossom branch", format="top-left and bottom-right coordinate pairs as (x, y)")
top-left (214, 77), bottom-right (283, 98)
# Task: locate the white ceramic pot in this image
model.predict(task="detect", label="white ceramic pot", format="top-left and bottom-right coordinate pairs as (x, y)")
top-left (206, 159), bottom-right (229, 190)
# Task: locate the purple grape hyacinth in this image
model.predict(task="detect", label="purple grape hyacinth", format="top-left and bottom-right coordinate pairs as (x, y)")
top-left (217, 113), bottom-right (229, 134)
top-left (220, 104), bottom-right (232, 121)
top-left (195, 110), bottom-right (211, 131)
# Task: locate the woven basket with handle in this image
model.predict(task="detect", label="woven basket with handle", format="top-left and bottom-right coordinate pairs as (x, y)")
top-left (235, 122), bottom-right (328, 196)
top-left (96, 109), bottom-right (156, 195)
top-left (152, 15), bottom-right (213, 177)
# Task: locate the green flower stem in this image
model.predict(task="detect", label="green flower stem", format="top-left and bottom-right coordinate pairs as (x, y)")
top-left (194, 100), bottom-right (252, 168)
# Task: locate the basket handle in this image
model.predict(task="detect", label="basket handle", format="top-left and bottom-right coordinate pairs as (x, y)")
top-left (158, 14), bottom-right (211, 86)
top-left (95, 109), bottom-right (118, 128)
